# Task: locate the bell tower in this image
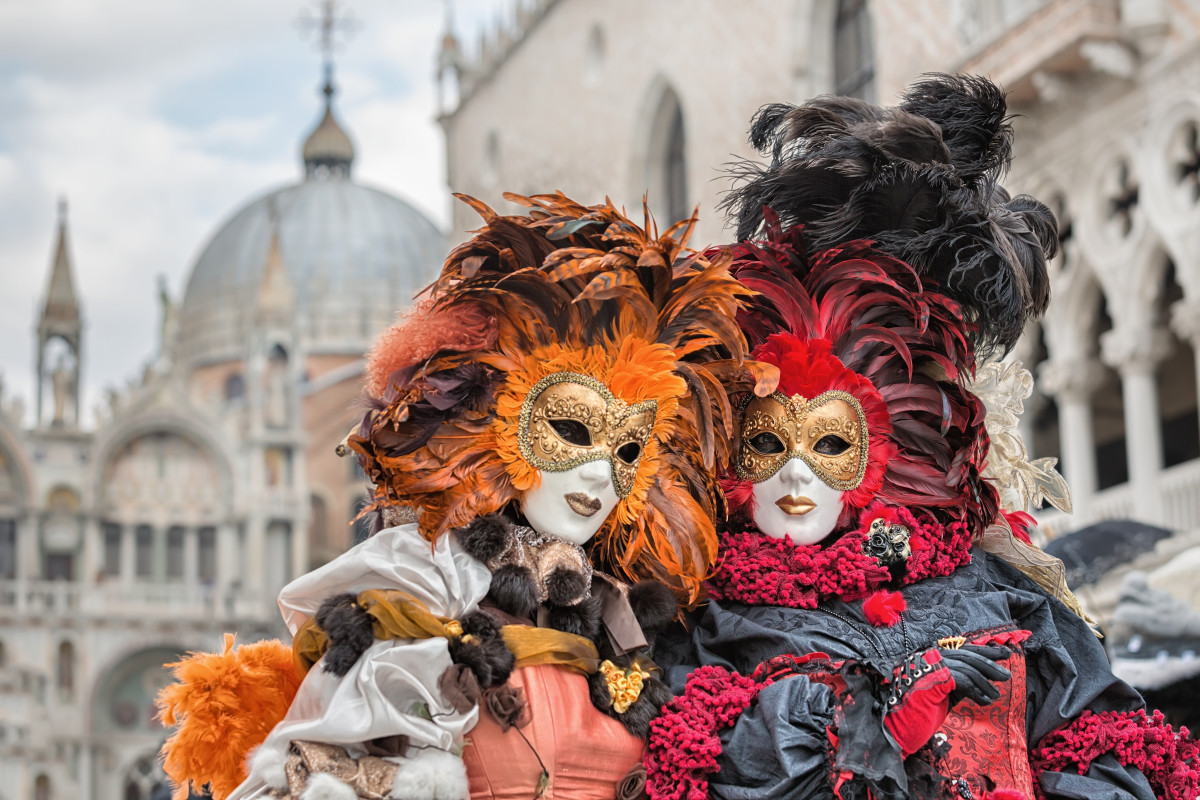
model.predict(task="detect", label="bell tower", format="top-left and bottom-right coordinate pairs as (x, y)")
top-left (35, 198), bottom-right (83, 429)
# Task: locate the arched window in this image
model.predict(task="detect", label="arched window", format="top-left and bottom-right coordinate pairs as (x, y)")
top-left (35, 774), bottom-right (50, 800)
top-left (0, 518), bottom-right (15, 580)
top-left (1093, 296), bottom-right (1128, 490)
top-left (57, 640), bottom-right (74, 699)
top-left (135, 525), bottom-right (154, 579)
top-left (1029, 326), bottom-right (1062, 467)
top-left (645, 86), bottom-right (689, 225)
top-left (1157, 261), bottom-right (1199, 468)
top-left (309, 493), bottom-right (329, 552)
top-left (834, 0), bottom-right (875, 100)
top-left (0, 638), bottom-right (6, 668)
top-left (224, 373), bottom-right (245, 402)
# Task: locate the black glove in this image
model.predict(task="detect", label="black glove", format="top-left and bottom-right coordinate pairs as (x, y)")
top-left (940, 644), bottom-right (1011, 707)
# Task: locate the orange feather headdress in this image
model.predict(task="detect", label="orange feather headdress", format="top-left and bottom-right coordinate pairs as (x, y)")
top-left (350, 192), bottom-right (772, 606)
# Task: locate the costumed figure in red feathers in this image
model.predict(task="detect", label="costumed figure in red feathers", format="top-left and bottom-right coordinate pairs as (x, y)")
top-left (157, 192), bottom-right (762, 800)
top-left (645, 75), bottom-right (1199, 800)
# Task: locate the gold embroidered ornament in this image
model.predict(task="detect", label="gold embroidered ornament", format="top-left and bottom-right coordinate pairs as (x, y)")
top-left (518, 372), bottom-right (657, 498)
top-left (735, 390), bottom-right (870, 489)
top-left (598, 660), bottom-right (652, 714)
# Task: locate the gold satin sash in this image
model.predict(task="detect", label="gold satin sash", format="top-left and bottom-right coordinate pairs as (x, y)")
top-left (501, 625), bottom-right (599, 675)
top-left (293, 589), bottom-right (600, 676)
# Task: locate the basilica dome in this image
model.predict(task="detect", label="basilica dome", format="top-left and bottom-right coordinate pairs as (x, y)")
top-left (176, 85), bottom-right (446, 368)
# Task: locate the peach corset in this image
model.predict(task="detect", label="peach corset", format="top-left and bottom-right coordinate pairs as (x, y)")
top-left (462, 663), bottom-right (645, 800)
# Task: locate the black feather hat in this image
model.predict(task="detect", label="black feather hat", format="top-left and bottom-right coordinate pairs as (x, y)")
top-left (722, 74), bottom-right (1057, 357)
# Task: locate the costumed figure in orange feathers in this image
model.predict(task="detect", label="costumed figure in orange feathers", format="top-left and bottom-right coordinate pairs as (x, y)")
top-left (644, 75), bottom-right (1199, 800)
top-left (158, 191), bottom-right (764, 800)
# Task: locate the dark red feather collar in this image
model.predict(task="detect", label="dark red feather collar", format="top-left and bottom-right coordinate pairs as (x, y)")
top-left (707, 505), bottom-right (974, 609)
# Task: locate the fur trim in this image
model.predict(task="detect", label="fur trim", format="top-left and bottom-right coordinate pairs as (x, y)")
top-left (390, 748), bottom-right (469, 800)
top-left (627, 581), bottom-right (679, 642)
top-left (546, 592), bottom-right (603, 639)
top-left (447, 610), bottom-right (513, 689)
top-left (315, 593), bottom-right (376, 677)
top-left (544, 566), bottom-right (589, 606)
top-left (247, 743), bottom-right (290, 791)
top-left (453, 515), bottom-right (512, 563)
top-left (300, 772), bottom-right (357, 800)
top-left (487, 564), bottom-right (540, 621)
top-left (158, 635), bottom-right (301, 800)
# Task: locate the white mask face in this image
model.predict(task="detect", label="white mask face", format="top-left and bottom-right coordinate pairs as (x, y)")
top-left (520, 460), bottom-right (620, 545)
top-left (751, 456), bottom-right (845, 545)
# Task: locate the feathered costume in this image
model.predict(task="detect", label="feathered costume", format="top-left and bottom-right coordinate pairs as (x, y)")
top-left (646, 75), bottom-right (1199, 800)
top-left (158, 192), bottom-right (763, 800)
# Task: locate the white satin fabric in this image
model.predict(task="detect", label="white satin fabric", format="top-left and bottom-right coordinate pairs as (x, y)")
top-left (228, 523), bottom-right (492, 800)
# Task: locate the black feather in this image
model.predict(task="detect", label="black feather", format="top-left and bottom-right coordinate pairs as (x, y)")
top-left (722, 73), bottom-right (1057, 356)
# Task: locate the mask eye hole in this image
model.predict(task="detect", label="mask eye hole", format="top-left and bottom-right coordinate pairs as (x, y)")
top-left (813, 434), bottom-right (850, 455)
top-left (615, 441), bottom-right (642, 464)
top-left (748, 432), bottom-right (786, 455)
top-left (550, 419), bottom-right (592, 446)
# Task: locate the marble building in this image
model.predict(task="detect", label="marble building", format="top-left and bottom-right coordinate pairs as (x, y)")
top-left (436, 0), bottom-right (1200, 703)
top-left (0, 71), bottom-right (446, 799)
top-left (437, 0), bottom-right (1200, 537)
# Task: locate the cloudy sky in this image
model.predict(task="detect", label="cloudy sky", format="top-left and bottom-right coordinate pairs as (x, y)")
top-left (0, 0), bottom-right (505, 426)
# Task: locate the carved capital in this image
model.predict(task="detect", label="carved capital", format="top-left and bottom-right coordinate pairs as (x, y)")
top-left (1038, 358), bottom-right (1106, 403)
top-left (1170, 299), bottom-right (1200, 344)
top-left (1100, 327), bottom-right (1173, 376)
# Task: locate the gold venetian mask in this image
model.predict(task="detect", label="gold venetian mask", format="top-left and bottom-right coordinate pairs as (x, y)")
top-left (518, 372), bottom-right (657, 497)
top-left (735, 390), bottom-right (869, 490)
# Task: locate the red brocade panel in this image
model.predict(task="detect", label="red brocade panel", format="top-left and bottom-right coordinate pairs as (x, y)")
top-left (934, 630), bottom-right (1035, 798)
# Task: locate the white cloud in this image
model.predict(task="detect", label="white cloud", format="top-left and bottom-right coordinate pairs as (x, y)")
top-left (0, 0), bottom-right (498, 428)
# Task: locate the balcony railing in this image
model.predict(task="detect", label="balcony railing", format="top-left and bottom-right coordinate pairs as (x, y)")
top-left (958, 0), bottom-right (1125, 104)
top-left (1037, 458), bottom-right (1200, 537)
top-left (0, 580), bottom-right (277, 623)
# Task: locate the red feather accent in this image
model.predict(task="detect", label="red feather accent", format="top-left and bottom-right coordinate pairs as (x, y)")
top-left (863, 590), bottom-right (907, 627)
top-left (1002, 510), bottom-right (1036, 545)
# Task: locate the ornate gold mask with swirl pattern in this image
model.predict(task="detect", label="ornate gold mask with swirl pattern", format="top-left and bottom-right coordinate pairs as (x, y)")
top-left (735, 390), bottom-right (869, 489)
top-left (518, 372), bottom-right (657, 498)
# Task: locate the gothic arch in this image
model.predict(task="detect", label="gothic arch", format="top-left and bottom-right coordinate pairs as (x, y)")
top-left (0, 421), bottom-right (35, 512)
top-left (89, 644), bottom-right (193, 737)
top-left (90, 410), bottom-right (236, 521)
top-left (631, 76), bottom-right (690, 227)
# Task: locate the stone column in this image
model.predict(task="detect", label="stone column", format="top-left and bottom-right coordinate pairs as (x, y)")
top-left (119, 524), bottom-right (134, 585)
top-left (1169, 299), bottom-right (1200, 444)
top-left (1101, 327), bottom-right (1173, 524)
top-left (183, 526), bottom-right (199, 585)
top-left (1039, 358), bottom-right (1105, 518)
top-left (17, 514), bottom-right (39, 581)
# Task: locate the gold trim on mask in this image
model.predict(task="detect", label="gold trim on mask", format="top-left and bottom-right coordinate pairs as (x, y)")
top-left (735, 390), bottom-right (869, 490)
top-left (518, 372), bottom-right (657, 498)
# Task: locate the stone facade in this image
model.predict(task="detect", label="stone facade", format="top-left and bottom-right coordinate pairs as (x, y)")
top-left (0, 82), bottom-right (444, 799)
top-left (440, 0), bottom-right (1200, 537)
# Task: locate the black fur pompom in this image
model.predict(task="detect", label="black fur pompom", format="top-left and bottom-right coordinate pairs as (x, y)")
top-left (446, 610), bottom-right (514, 689)
top-left (315, 593), bottom-right (376, 677)
top-left (488, 563), bottom-right (540, 621)
top-left (546, 593), bottom-right (602, 640)
top-left (454, 515), bottom-right (512, 563)
top-left (627, 581), bottom-right (678, 645)
top-left (544, 566), bottom-right (589, 606)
